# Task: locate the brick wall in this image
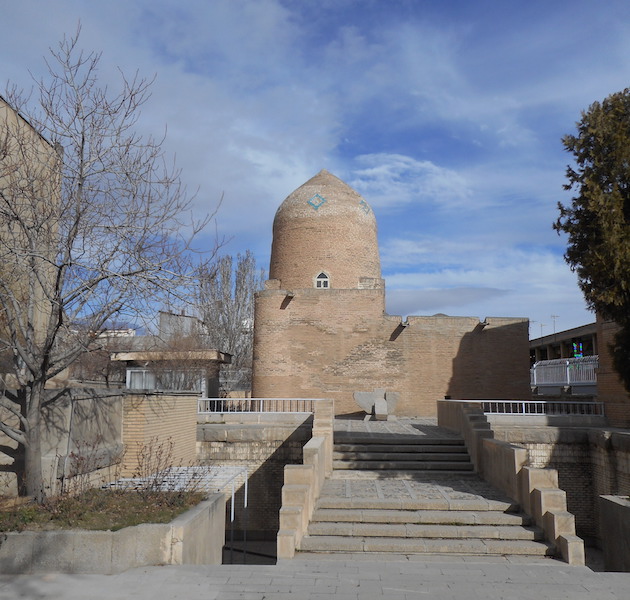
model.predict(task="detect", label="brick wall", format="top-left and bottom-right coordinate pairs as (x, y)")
top-left (121, 392), bottom-right (197, 477)
top-left (596, 316), bottom-right (630, 427)
top-left (253, 287), bottom-right (531, 416)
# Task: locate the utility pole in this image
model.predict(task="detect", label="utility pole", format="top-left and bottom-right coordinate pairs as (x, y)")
top-left (551, 315), bottom-right (559, 337)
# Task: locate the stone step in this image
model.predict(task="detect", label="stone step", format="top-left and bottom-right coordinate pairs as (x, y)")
top-left (311, 508), bottom-right (533, 526)
top-left (334, 435), bottom-right (465, 446)
top-left (329, 469), bottom-right (479, 480)
top-left (306, 522), bottom-right (543, 541)
top-left (332, 460), bottom-right (474, 471)
top-left (316, 497), bottom-right (519, 512)
top-left (298, 535), bottom-right (554, 556)
top-left (334, 443), bottom-right (468, 453)
top-left (333, 451), bottom-right (471, 462)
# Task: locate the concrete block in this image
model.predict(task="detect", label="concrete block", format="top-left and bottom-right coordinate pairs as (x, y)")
top-left (384, 391), bottom-right (399, 414)
top-left (353, 390), bottom-right (380, 413)
top-left (284, 464), bottom-right (314, 487)
top-left (282, 483), bottom-right (309, 506)
top-left (599, 495), bottom-right (630, 571)
top-left (0, 531), bottom-right (34, 574)
top-left (135, 523), bottom-right (170, 565)
top-left (519, 467), bottom-right (558, 516)
top-left (557, 534), bottom-right (585, 566)
top-left (35, 530), bottom-right (75, 573)
top-left (279, 506), bottom-right (303, 531)
top-left (530, 488), bottom-right (567, 529)
top-left (111, 525), bottom-right (138, 574)
top-left (542, 510), bottom-right (575, 543)
top-left (72, 530), bottom-right (113, 574)
top-left (277, 529), bottom-right (296, 558)
top-left (373, 398), bottom-right (388, 421)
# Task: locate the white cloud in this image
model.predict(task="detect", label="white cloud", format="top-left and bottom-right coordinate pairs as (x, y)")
top-left (0, 1), bottom-right (617, 337)
top-left (349, 154), bottom-right (471, 211)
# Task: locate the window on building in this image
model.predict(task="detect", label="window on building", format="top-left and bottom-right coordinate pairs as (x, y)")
top-left (126, 368), bottom-right (204, 392)
top-left (315, 272), bottom-right (330, 288)
top-left (127, 369), bottom-right (156, 390)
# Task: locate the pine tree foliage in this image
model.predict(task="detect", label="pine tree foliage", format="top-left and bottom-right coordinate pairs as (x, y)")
top-left (555, 88), bottom-right (630, 389)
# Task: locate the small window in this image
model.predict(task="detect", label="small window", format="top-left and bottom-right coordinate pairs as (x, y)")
top-left (315, 272), bottom-right (330, 288)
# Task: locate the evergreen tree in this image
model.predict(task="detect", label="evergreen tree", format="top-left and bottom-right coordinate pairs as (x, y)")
top-left (555, 88), bottom-right (630, 389)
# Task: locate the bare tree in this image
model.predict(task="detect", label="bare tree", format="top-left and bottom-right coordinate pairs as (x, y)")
top-left (0, 30), bottom-right (217, 502)
top-left (197, 251), bottom-right (264, 395)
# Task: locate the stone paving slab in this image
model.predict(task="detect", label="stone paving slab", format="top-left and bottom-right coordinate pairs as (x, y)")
top-left (334, 417), bottom-right (463, 440)
top-left (319, 472), bottom-right (518, 509)
top-left (2, 555), bottom-right (630, 600)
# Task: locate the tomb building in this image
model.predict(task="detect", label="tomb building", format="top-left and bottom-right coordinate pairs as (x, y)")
top-left (252, 169), bottom-right (530, 416)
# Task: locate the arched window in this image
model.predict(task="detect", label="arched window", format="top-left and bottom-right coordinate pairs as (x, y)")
top-left (315, 272), bottom-right (330, 289)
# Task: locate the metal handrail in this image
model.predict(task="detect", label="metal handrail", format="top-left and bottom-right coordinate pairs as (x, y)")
top-left (531, 356), bottom-right (598, 386)
top-left (482, 399), bottom-right (604, 416)
top-left (198, 397), bottom-right (317, 413)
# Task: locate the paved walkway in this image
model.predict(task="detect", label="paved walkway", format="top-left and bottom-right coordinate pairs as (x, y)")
top-left (2, 555), bottom-right (629, 600)
top-left (3, 418), bottom-right (629, 598)
top-left (334, 416), bottom-right (461, 438)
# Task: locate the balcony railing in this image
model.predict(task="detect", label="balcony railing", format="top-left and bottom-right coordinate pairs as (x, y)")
top-left (482, 400), bottom-right (604, 416)
top-left (198, 397), bottom-right (316, 414)
top-left (530, 355), bottom-right (598, 387)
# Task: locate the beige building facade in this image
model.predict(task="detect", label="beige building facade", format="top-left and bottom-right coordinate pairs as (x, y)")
top-left (252, 170), bottom-right (530, 416)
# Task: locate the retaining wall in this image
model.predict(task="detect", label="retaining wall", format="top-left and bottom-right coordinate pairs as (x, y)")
top-left (0, 494), bottom-right (225, 574)
top-left (196, 413), bottom-right (313, 539)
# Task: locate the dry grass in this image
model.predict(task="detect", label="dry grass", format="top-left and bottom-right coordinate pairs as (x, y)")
top-left (0, 488), bottom-right (204, 532)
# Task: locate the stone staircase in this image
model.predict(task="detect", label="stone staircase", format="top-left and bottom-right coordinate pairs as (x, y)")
top-left (333, 433), bottom-right (474, 472)
top-left (297, 429), bottom-right (554, 558)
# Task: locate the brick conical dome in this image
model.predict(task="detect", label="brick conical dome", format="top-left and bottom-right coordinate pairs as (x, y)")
top-left (269, 170), bottom-right (381, 290)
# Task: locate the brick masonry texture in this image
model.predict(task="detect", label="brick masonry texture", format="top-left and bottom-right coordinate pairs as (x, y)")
top-left (596, 316), bottom-right (630, 427)
top-left (253, 287), bottom-right (530, 416)
top-left (253, 170), bottom-right (531, 417)
top-left (122, 393), bottom-right (197, 477)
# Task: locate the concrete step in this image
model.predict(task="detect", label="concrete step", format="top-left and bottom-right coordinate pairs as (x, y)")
top-left (306, 522), bottom-right (543, 541)
top-left (315, 497), bottom-right (519, 512)
top-left (334, 443), bottom-right (468, 453)
top-left (333, 435), bottom-right (465, 446)
top-left (333, 451), bottom-right (471, 462)
top-left (298, 535), bottom-right (554, 556)
top-left (311, 508), bottom-right (533, 526)
top-left (329, 469), bottom-right (480, 480)
top-left (332, 460), bottom-right (474, 471)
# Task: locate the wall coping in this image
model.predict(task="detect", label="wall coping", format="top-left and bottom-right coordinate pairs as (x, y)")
top-left (0, 494), bottom-right (225, 574)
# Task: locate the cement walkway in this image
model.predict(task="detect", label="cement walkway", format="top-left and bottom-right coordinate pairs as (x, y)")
top-left (1, 554), bottom-right (629, 600)
top-left (2, 418), bottom-right (628, 598)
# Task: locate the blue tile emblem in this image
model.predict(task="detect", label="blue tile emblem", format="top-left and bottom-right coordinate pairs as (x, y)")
top-left (308, 193), bottom-right (327, 210)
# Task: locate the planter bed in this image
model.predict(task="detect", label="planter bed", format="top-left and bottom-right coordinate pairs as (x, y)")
top-left (0, 493), bottom-right (225, 574)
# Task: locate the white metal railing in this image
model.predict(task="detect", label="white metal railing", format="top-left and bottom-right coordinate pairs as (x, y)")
top-left (530, 356), bottom-right (598, 387)
top-left (482, 400), bottom-right (604, 416)
top-left (198, 397), bottom-right (316, 414)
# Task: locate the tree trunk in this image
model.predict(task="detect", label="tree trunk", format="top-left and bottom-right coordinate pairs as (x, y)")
top-left (24, 384), bottom-right (46, 503)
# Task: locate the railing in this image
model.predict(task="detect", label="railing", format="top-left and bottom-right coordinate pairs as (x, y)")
top-left (530, 356), bottom-right (598, 387)
top-left (198, 397), bottom-right (316, 414)
top-left (482, 400), bottom-right (605, 416)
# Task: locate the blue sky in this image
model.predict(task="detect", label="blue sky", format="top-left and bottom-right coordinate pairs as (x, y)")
top-left (3, 0), bottom-right (630, 338)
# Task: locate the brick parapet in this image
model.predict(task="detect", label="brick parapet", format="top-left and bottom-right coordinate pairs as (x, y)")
top-left (253, 287), bottom-right (530, 416)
